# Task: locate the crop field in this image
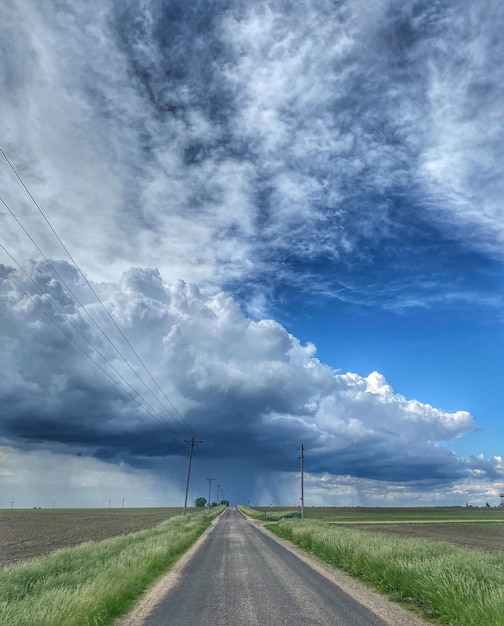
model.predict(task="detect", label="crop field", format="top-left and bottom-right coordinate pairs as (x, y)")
top-left (252, 505), bottom-right (504, 521)
top-left (0, 507), bottom-right (200, 567)
top-left (340, 521), bottom-right (504, 554)
top-left (250, 506), bottom-right (504, 553)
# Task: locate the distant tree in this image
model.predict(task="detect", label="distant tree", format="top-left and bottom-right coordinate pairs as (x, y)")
top-left (194, 497), bottom-right (207, 507)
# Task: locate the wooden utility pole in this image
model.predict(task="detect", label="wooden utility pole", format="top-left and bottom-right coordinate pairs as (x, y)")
top-left (207, 477), bottom-right (215, 508)
top-left (183, 436), bottom-right (201, 515)
top-left (298, 444), bottom-right (305, 519)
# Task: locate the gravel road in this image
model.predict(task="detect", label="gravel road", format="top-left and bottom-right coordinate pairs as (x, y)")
top-left (118, 507), bottom-right (429, 626)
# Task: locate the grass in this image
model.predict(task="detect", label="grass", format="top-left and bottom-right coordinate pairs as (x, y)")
top-left (0, 506), bottom-right (223, 626)
top-left (267, 518), bottom-right (504, 626)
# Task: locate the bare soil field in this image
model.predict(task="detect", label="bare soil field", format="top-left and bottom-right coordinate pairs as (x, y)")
top-left (0, 508), bottom-right (198, 567)
top-left (345, 522), bottom-right (504, 553)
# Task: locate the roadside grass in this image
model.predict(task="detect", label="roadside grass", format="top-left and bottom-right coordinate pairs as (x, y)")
top-left (0, 506), bottom-right (223, 626)
top-left (267, 519), bottom-right (504, 626)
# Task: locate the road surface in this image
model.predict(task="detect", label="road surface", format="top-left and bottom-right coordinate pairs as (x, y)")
top-left (131, 507), bottom-right (423, 626)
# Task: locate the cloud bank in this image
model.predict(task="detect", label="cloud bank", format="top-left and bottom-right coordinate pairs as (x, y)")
top-left (1, 262), bottom-right (500, 506)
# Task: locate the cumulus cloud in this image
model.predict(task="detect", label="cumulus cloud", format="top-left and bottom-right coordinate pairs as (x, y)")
top-left (1, 261), bottom-right (495, 504)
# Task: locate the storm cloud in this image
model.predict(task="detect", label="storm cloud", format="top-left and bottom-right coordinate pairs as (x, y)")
top-left (1, 262), bottom-right (494, 505)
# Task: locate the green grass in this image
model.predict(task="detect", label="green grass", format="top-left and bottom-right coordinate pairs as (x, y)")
top-left (267, 518), bottom-right (504, 626)
top-left (0, 507), bottom-right (224, 626)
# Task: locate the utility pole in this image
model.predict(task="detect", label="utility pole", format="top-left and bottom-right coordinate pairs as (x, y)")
top-left (217, 484), bottom-right (221, 504)
top-left (298, 444), bottom-right (305, 519)
top-left (207, 477), bottom-right (215, 508)
top-left (183, 436), bottom-right (202, 515)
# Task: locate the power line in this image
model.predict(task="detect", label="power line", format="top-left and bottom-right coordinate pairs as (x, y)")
top-left (0, 263), bottom-right (180, 434)
top-left (0, 146), bottom-right (192, 434)
top-left (0, 149), bottom-right (193, 435)
top-left (0, 200), bottom-right (186, 437)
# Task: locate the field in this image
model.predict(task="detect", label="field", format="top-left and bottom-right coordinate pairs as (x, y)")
top-left (4, 506), bottom-right (501, 566)
top-left (340, 521), bottom-right (504, 553)
top-left (252, 505), bottom-right (504, 521)
top-left (0, 507), bottom-right (201, 567)
top-left (249, 506), bottom-right (504, 553)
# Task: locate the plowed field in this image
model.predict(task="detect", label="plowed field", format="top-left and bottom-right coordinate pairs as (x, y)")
top-left (0, 508), bottom-right (197, 567)
top-left (345, 521), bottom-right (504, 553)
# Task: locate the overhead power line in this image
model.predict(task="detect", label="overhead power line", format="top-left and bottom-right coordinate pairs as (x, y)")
top-left (0, 147), bottom-right (193, 436)
top-left (0, 192), bottom-right (187, 437)
top-left (0, 263), bottom-right (181, 434)
top-left (0, 243), bottom-right (184, 435)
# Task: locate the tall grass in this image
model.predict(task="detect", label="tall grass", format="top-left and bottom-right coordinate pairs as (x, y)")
top-left (268, 519), bottom-right (504, 626)
top-left (0, 507), bottom-right (223, 626)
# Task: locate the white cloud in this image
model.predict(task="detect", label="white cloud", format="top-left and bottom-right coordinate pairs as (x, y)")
top-left (1, 0), bottom-right (503, 313)
top-left (417, 2), bottom-right (504, 253)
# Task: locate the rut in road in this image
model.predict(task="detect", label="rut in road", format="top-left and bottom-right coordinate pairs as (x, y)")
top-left (137, 507), bottom-right (422, 626)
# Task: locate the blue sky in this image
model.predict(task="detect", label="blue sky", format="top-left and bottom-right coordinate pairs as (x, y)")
top-left (0, 0), bottom-right (503, 508)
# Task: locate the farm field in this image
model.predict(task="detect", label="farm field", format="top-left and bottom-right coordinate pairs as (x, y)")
top-left (252, 505), bottom-right (504, 521)
top-left (0, 507), bottom-right (200, 567)
top-left (249, 506), bottom-right (504, 553)
top-left (340, 521), bottom-right (504, 554)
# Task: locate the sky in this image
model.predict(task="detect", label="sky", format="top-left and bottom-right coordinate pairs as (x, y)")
top-left (1, 0), bottom-right (503, 509)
